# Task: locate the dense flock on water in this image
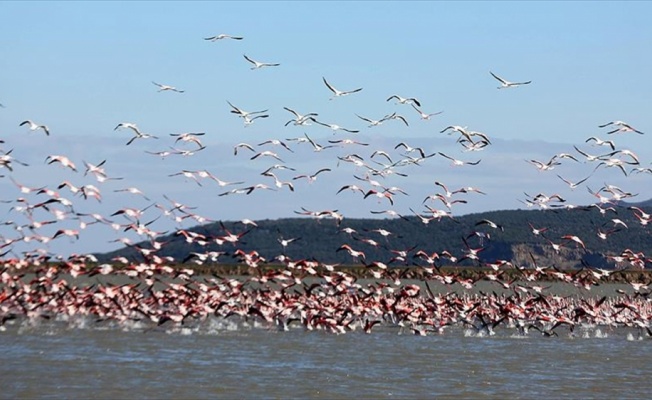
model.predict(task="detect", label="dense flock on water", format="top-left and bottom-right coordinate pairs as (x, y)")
top-left (1, 32), bottom-right (651, 338)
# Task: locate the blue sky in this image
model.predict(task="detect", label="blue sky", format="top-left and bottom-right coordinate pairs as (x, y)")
top-left (1, 1), bottom-right (651, 256)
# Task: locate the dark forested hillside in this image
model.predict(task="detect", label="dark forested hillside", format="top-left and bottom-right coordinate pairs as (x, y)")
top-left (96, 203), bottom-right (652, 270)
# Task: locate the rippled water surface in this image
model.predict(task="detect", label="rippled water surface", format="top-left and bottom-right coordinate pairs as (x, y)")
top-left (2, 319), bottom-right (651, 399)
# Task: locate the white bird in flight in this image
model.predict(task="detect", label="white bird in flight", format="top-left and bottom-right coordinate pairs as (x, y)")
top-left (410, 104), bottom-right (443, 120)
top-left (313, 119), bottom-right (360, 134)
top-left (283, 107), bottom-right (318, 126)
top-left (170, 132), bottom-right (205, 148)
top-left (585, 136), bottom-right (615, 151)
top-left (114, 122), bottom-right (158, 145)
top-left (227, 100), bottom-right (268, 119)
top-left (204, 34), bottom-right (243, 41)
top-left (243, 114), bottom-right (269, 127)
top-left (152, 81), bottom-right (185, 93)
top-left (489, 71), bottom-right (532, 89)
top-left (115, 122), bottom-right (142, 135)
top-left (599, 121), bottom-right (644, 135)
top-left (387, 95), bottom-right (421, 107)
top-left (20, 120), bottom-right (50, 136)
top-left (322, 77), bottom-right (362, 100)
top-left (557, 174), bottom-right (592, 190)
top-left (438, 152), bottom-right (481, 166)
top-left (243, 54), bottom-right (280, 69)
top-left (355, 113), bottom-right (394, 127)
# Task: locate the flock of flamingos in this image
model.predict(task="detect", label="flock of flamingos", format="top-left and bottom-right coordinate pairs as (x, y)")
top-left (1, 33), bottom-right (651, 338)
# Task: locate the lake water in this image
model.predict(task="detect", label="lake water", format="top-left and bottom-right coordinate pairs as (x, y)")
top-left (2, 316), bottom-right (651, 399)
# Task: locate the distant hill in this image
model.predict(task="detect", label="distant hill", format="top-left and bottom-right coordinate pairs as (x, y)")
top-left (95, 202), bottom-right (652, 270)
top-left (617, 198), bottom-right (652, 208)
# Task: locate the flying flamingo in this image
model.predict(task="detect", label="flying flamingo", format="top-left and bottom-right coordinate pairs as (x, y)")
top-left (489, 71), bottom-right (532, 89)
top-left (410, 103), bottom-right (443, 120)
top-left (387, 94), bottom-right (421, 107)
top-left (599, 120), bottom-right (644, 135)
top-left (243, 54), bottom-right (280, 69)
top-left (438, 152), bottom-right (481, 167)
top-left (322, 77), bottom-right (362, 100)
top-left (45, 155), bottom-right (77, 172)
top-left (20, 120), bottom-right (50, 136)
top-left (152, 81), bottom-right (184, 93)
top-left (204, 33), bottom-right (243, 41)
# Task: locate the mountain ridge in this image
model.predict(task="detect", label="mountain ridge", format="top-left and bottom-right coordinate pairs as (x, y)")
top-left (96, 202), bottom-right (652, 270)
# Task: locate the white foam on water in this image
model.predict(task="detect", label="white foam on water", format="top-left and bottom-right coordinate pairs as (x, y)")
top-left (121, 319), bottom-right (148, 331)
top-left (463, 329), bottom-right (477, 337)
top-left (594, 328), bottom-right (608, 338)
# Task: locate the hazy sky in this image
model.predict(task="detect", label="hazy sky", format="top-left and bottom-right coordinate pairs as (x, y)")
top-left (1, 1), bottom-right (650, 256)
